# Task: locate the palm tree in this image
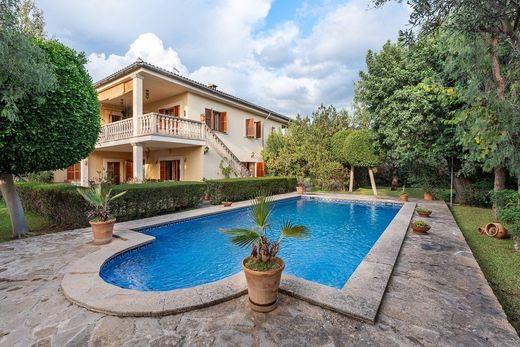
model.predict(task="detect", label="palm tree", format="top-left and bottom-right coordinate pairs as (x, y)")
top-left (222, 195), bottom-right (309, 264)
top-left (77, 185), bottom-right (126, 222)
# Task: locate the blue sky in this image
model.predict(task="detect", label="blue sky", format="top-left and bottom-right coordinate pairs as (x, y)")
top-left (38, 0), bottom-right (409, 117)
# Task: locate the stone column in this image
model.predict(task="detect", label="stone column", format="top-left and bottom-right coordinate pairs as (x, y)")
top-left (132, 73), bottom-right (144, 136)
top-left (80, 158), bottom-right (89, 187)
top-left (132, 143), bottom-right (143, 182)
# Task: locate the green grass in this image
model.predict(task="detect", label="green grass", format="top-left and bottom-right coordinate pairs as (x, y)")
top-left (351, 186), bottom-right (425, 199)
top-left (452, 205), bottom-right (520, 335)
top-left (0, 200), bottom-right (52, 243)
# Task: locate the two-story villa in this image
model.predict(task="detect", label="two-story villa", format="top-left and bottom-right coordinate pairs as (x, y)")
top-left (53, 59), bottom-right (289, 186)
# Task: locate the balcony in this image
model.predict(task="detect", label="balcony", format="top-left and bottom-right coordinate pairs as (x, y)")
top-left (97, 113), bottom-right (205, 145)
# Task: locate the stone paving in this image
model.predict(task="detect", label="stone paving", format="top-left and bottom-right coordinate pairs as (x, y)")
top-left (0, 198), bottom-right (519, 346)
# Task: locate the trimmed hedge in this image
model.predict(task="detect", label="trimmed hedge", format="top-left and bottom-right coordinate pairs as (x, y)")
top-left (206, 177), bottom-right (296, 204)
top-left (17, 181), bottom-right (206, 227)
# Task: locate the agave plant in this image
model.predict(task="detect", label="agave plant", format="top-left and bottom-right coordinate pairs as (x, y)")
top-left (77, 185), bottom-right (126, 222)
top-left (222, 195), bottom-right (309, 265)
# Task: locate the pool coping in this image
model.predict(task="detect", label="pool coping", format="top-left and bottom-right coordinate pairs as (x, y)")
top-left (61, 192), bottom-right (415, 323)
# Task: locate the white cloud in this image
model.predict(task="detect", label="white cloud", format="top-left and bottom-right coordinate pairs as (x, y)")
top-left (71, 0), bottom-right (409, 117)
top-left (87, 33), bottom-right (188, 81)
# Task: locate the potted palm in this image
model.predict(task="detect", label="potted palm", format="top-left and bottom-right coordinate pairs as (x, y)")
top-left (222, 196), bottom-right (309, 312)
top-left (77, 185), bottom-right (126, 245)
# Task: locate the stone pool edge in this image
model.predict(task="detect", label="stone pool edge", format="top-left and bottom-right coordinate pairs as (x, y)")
top-left (61, 193), bottom-right (413, 322)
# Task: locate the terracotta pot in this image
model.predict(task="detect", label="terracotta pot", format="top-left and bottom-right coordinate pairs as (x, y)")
top-left (411, 223), bottom-right (431, 234)
top-left (484, 223), bottom-right (508, 239)
top-left (423, 191), bottom-right (434, 200)
top-left (241, 257), bottom-right (285, 313)
top-left (203, 192), bottom-right (209, 201)
top-left (417, 210), bottom-right (432, 218)
top-left (296, 186), bottom-right (306, 194)
top-left (89, 219), bottom-right (115, 245)
top-left (399, 194), bottom-right (409, 202)
top-left (222, 201), bottom-right (232, 207)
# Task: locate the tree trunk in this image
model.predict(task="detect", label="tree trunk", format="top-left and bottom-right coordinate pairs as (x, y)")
top-left (453, 176), bottom-right (469, 204)
top-left (390, 168), bottom-right (398, 191)
top-left (492, 166), bottom-right (507, 217)
top-left (349, 165), bottom-right (354, 193)
top-left (0, 173), bottom-right (28, 238)
top-left (368, 168), bottom-right (377, 196)
top-left (489, 36), bottom-right (506, 99)
top-left (494, 166), bottom-right (506, 191)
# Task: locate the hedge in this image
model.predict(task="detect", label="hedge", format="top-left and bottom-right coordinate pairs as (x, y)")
top-left (206, 177), bottom-right (296, 204)
top-left (17, 181), bottom-right (206, 227)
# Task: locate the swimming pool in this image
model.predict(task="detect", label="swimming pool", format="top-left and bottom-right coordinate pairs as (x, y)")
top-left (100, 197), bottom-right (401, 291)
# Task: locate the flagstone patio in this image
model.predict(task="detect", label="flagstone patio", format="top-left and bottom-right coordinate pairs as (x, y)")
top-left (0, 198), bottom-right (518, 346)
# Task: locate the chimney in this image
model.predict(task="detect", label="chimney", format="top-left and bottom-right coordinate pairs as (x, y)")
top-left (208, 83), bottom-right (218, 90)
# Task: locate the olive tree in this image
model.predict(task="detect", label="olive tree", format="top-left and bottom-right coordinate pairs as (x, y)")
top-left (0, 38), bottom-right (100, 237)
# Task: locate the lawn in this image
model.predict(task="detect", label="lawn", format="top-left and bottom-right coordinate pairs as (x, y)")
top-left (0, 200), bottom-right (52, 242)
top-left (452, 205), bottom-right (520, 335)
top-left (351, 186), bottom-right (425, 199)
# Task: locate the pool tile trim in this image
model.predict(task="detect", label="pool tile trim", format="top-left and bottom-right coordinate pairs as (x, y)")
top-left (61, 193), bottom-right (414, 322)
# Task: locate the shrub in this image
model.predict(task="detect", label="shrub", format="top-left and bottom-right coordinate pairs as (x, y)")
top-left (26, 171), bottom-right (54, 183)
top-left (207, 177), bottom-right (296, 204)
top-left (497, 207), bottom-right (520, 226)
top-left (17, 181), bottom-right (206, 227)
top-left (459, 187), bottom-right (492, 207)
top-left (490, 189), bottom-right (519, 209)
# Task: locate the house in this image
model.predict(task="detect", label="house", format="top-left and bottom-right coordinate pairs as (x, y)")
top-left (53, 59), bottom-right (289, 186)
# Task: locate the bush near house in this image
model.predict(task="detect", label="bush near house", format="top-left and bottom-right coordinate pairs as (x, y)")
top-left (17, 181), bottom-right (206, 227)
top-left (207, 177), bottom-right (297, 204)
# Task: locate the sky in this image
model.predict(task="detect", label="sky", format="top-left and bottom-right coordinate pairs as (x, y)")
top-left (37, 0), bottom-right (410, 117)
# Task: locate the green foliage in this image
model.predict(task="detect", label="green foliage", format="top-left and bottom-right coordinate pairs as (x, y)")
top-left (206, 177), bottom-right (296, 205)
top-left (497, 208), bottom-right (520, 226)
top-left (263, 105), bottom-right (350, 189)
top-left (412, 220), bottom-right (428, 227)
top-left (222, 195), bottom-right (309, 267)
top-left (26, 170), bottom-right (53, 183)
top-left (0, 38), bottom-right (100, 175)
top-left (17, 0), bottom-right (45, 38)
top-left (415, 207), bottom-right (430, 214)
top-left (342, 129), bottom-right (381, 167)
top-left (458, 186), bottom-right (492, 207)
top-left (16, 181), bottom-right (206, 227)
top-left (0, 0), bottom-right (55, 121)
top-left (490, 189), bottom-right (519, 209)
top-left (219, 160), bottom-right (233, 179)
top-left (76, 185), bottom-right (126, 222)
top-left (330, 129), bottom-right (352, 164)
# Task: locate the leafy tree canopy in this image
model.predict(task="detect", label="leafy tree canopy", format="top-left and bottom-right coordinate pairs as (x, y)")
top-left (0, 38), bottom-right (100, 174)
top-left (342, 129), bottom-right (381, 168)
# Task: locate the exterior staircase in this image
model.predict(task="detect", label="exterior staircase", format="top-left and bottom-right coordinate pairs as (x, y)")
top-left (203, 124), bottom-right (251, 177)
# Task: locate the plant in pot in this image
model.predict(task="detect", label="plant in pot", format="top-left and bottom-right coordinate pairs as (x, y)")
top-left (416, 207), bottom-right (432, 218)
top-left (222, 195), bottom-right (309, 312)
top-left (399, 185), bottom-right (408, 202)
top-left (410, 220), bottom-right (431, 234)
top-left (77, 185), bottom-right (126, 245)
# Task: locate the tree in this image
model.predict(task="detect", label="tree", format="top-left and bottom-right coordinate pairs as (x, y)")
top-left (17, 0), bottom-right (44, 38)
top-left (0, 0), bottom-right (55, 122)
top-left (374, 0), bottom-right (520, 199)
top-left (0, 38), bottom-right (100, 237)
top-left (333, 129), bottom-right (381, 195)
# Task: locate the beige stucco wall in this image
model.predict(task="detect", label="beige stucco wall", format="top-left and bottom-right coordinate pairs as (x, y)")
top-left (53, 168), bottom-right (68, 183)
top-left (186, 92), bottom-right (284, 164)
top-left (144, 146), bottom-right (203, 181)
top-left (143, 92), bottom-right (188, 117)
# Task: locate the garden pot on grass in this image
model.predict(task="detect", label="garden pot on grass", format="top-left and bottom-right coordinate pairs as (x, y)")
top-left (399, 194), bottom-right (409, 202)
top-left (89, 219), bottom-right (115, 245)
top-left (484, 223), bottom-right (508, 239)
top-left (423, 191), bottom-right (434, 200)
top-left (222, 201), bottom-right (232, 207)
top-left (242, 257), bottom-right (285, 313)
top-left (296, 185), bottom-right (306, 194)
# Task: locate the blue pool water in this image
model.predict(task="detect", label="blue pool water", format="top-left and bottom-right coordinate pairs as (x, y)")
top-left (100, 197), bottom-right (401, 291)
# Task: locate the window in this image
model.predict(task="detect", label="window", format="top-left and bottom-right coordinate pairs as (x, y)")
top-left (255, 121), bottom-right (261, 138)
top-left (110, 113), bottom-right (122, 122)
top-left (160, 160), bottom-right (181, 181)
top-left (242, 162), bottom-right (255, 176)
top-left (66, 163), bottom-right (81, 181)
top-left (245, 118), bottom-right (255, 138)
top-left (159, 105), bottom-right (180, 117)
top-left (205, 108), bottom-right (227, 132)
